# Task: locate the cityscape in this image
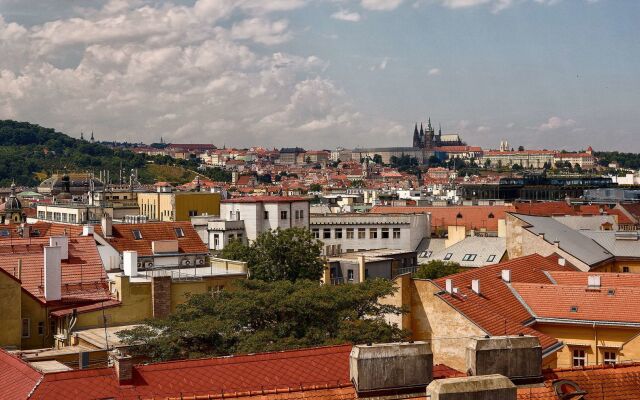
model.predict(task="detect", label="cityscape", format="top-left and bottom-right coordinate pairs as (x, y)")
top-left (1, 1), bottom-right (640, 399)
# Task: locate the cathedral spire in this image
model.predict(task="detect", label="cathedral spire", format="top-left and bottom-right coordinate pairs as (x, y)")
top-left (90, 131), bottom-right (95, 143)
top-left (428, 118), bottom-right (433, 132)
top-left (412, 123), bottom-right (420, 148)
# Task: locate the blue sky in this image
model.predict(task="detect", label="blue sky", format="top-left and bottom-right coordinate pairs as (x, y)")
top-left (0, 0), bottom-right (638, 151)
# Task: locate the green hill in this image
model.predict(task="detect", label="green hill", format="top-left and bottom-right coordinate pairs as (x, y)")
top-left (0, 120), bottom-right (227, 188)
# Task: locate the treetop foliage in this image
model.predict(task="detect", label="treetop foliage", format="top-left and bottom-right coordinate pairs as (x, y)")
top-left (413, 260), bottom-right (462, 280)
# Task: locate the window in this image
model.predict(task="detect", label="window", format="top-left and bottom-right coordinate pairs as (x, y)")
top-left (281, 210), bottom-right (288, 220)
top-left (443, 253), bottom-right (453, 260)
top-left (347, 269), bottom-right (354, 281)
top-left (623, 266), bottom-right (630, 273)
top-left (294, 210), bottom-right (299, 219)
top-left (235, 211), bottom-right (240, 221)
top-left (487, 255), bottom-right (496, 263)
top-left (365, 269), bottom-right (370, 279)
top-left (174, 227), bottom-right (185, 238)
top-left (229, 234), bottom-right (234, 240)
top-left (393, 228), bottom-right (401, 239)
top-left (462, 254), bottom-right (477, 261)
top-left (323, 228), bottom-right (331, 239)
top-left (358, 228), bottom-right (366, 239)
top-left (38, 211), bottom-right (45, 219)
top-left (237, 234), bottom-right (243, 241)
top-left (335, 228), bottom-right (343, 239)
top-left (381, 228), bottom-right (389, 239)
top-left (38, 321), bottom-right (45, 336)
top-left (213, 234), bottom-right (219, 247)
top-left (603, 351), bottom-right (616, 365)
top-left (132, 229), bottom-right (143, 240)
top-left (61, 213), bottom-right (68, 222)
top-left (572, 349), bottom-right (586, 367)
top-left (346, 228), bottom-right (354, 239)
top-left (369, 228), bottom-right (378, 239)
top-left (21, 318), bottom-right (30, 338)
top-left (264, 210), bottom-right (269, 219)
top-left (188, 210), bottom-right (198, 217)
top-left (0, 230), bottom-right (9, 237)
top-left (312, 228), bottom-right (320, 239)
top-left (46, 212), bottom-right (52, 220)
top-left (299, 210), bottom-right (304, 219)
top-left (230, 211), bottom-right (234, 219)
top-left (69, 214), bottom-right (77, 223)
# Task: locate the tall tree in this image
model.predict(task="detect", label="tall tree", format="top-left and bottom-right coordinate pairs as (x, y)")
top-left (117, 279), bottom-right (407, 361)
top-left (413, 260), bottom-right (462, 280)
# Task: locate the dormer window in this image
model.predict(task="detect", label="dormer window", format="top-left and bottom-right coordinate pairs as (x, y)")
top-left (132, 229), bottom-right (143, 240)
top-left (444, 253), bottom-right (453, 260)
top-left (570, 306), bottom-right (578, 313)
top-left (175, 228), bottom-right (185, 238)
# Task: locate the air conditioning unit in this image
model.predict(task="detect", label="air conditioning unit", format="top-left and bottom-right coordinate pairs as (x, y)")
top-left (196, 259), bottom-right (205, 265)
top-left (182, 259), bottom-right (191, 266)
top-left (137, 262), bottom-right (142, 268)
top-left (145, 261), bottom-right (154, 268)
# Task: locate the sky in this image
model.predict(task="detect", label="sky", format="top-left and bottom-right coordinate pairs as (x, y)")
top-left (0, 0), bottom-right (638, 151)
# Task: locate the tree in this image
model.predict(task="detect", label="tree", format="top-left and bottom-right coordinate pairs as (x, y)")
top-left (373, 154), bottom-right (383, 164)
top-left (484, 159), bottom-right (492, 168)
top-left (413, 260), bottom-right (462, 280)
top-left (309, 183), bottom-right (323, 192)
top-left (511, 163), bottom-right (523, 171)
top-left (222, 227), bottom-right (325, 282)
top-left (117, 279), bottom-right (408, 361)
top-left (518, 146), bottom-right (525, 151)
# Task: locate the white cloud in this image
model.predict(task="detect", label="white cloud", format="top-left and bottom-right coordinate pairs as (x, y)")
top-left (476, 126), bottom-right (490, 132)
top-left (361, 0), bottom-right (403, 11)
top-left (0, 0), bottom-right (405, 148)
top-left (427, 67), bottom-right (440, 76)
top-left (331, 9), bottom-right (362, 22)
top-left (537, 116), bottom-right (577, 131)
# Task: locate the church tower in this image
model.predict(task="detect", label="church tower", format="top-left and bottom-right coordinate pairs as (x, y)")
top-left (3, 182), bottom-right (24, 224)
top-left (412, 123), bottom-right (420, 148)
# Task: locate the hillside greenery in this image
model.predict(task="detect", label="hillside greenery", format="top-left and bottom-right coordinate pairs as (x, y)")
top-left (0, 120), bottom-right (230, 186)
top-left (595, 152), bottom-right (640, 170)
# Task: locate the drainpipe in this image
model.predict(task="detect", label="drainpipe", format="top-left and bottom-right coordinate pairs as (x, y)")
top-left (593, 322), bottom-right (598, 365)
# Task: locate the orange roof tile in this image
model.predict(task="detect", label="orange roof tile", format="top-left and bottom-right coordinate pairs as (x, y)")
top-left (0, 349), bottom-right (42, 399)
top-left (107, 222), bottom-right (208, 257)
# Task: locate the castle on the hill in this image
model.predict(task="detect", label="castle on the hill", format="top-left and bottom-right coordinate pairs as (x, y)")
top-left (412, 118), bottom-right (464, 149)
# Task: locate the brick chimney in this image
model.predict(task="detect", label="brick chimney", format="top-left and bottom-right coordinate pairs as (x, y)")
top-left (111, 350), bottom-right (133, 384)
top-left (152, 276), bottom-right (171, 318)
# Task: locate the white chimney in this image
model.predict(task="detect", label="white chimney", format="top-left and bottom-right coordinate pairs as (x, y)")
top-left (123, 251), bottom-right (138, 277)
top-left (588, 275), bottom-right (601, 288)
top-left (501, 269), bottom-right (511, 283)
top-left (44, 246), bottom-right (62, 301)
top-left (49, 236), bottom-right (69, 260)
top-left (445, 279), bottom-right (453, 293)
top-left (472, 279), bottom-right (481, 295)
top-left (101, 215), bottom-right (113, 237)
top-left (82, 225), bottom-right (94, 236)
top-left (558, 258), bottom-right (566, 267)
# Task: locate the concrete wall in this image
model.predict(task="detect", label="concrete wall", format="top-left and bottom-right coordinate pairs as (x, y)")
top-left (174, 192), bottom-right (220, 221)
top-left (466, 336), bottom-right (542, 381)
top-left (427, 375), bottom-right (516, 400)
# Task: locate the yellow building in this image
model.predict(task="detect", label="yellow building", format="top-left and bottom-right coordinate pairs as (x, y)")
top-left (51, 258), bottom-right (247, 349)
top-left (137, 187), bottom-right (221, 222)
top-left (382, 254), bottom-right (640, 372)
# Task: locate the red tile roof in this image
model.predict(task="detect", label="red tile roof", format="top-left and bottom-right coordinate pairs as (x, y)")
top-left (107, 222), bottom-right (208, 257)
top-left (517, 362), bottom-right (640, 400)
top-left (0, 349), bottom-right (42, 400)
top-left (27, 345), bottom-right (353, 400)
top-left (0, 236), bottom-right (110, 305)
top-left (547, 270), bottom-right (640, 288)
top-left (431, 254), bottom-right (576, 352)
top-left (511, 283), bottom-right (640, 325)
top-left (222, 196), bottom-right (310, 203)
top-left (370, 205), bottom-right (516, 232)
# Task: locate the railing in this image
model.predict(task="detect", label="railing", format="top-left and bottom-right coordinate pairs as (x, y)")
top-left (395, 266), bottom-right (418, 277)
top-left (330, 277), bottom-right (345, 285)
top-left (141, 268), bottom-right (202, 281)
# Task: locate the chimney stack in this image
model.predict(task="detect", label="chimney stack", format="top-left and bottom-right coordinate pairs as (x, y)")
top-left (49, 236), bottom-right (69, 260)
top-left (123, 251), bottom-right (138, 277)
top-left (501, 270), bottom-right (511, 283)
top-left (44, 246), bottom-right (62, 301)
top-left (558, 258), bottom-right (566, 267)
top-left (101, 214), bottom-right (113, 237)
top-left (588, 275), bottom-right (601, 288)
top-left (350, 342), bottom-right (433, 394)
top-left (82, 225), bottom-right (94, 236)
top-left (358, 255), bottom-right (366, 283)
top-left (445, 279), bottom-right (453, 294)
top-left (471, 279), bottom-right (480, 295)
top-left (110, 350), bottom-right (133, 384)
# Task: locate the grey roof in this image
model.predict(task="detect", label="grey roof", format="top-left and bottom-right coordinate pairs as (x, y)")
top-left (553, 215), bottom-right (618, 231)
top-left (419, 236), bottom-right (506, 268)
top-left (513, 213), bottom-right (613, 266)
top-left (580, 231), bottom-right (640, 258)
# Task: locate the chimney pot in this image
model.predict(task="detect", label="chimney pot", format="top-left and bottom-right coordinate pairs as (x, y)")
top-left (82, 225), bottom-right (94, 236)
top-left (558, 258), bottom-right (566, 266)
top-left (471, 279), bottom-right (480, 295)
top-left (501, 269), bottom-right (511, 283)
top-left (123, 251), bottom-right (138, 277)
top-left (49, 236), bottom-right (69, 260)
top-left (445, 279), bottom-right (453, 293)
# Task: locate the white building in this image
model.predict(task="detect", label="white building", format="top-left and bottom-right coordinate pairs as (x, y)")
top-left (310, 213), bottom-right (430, 254)
top-left (220, 196), bottom-right (310, 241)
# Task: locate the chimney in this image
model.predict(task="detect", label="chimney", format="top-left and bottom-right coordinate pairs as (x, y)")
top-left (501, 269), bottom-right (511, 283)
top-left (588, 275), bottom-right (601, 288)
top-left (44, 246), bottom-right (62, 301)
top-left (358, 255), bottom-right (366, 283)
top-left (82, 225), bottom-right (94, 236)
top-left (465, 335), bottom-right (542, 383)
top-left (471, 279), bottom-right (480, 295)
top-left (445, 279), bottom-right (453, 293)
top-left (558, 258), bottom-right (566, 266)
top-left (110, 350), bottom-right (133, 383)
top-left (350, 342), bottom-right (433, 394)
top-left (49, 236), bottom-right (69, 260)
top-left (101, 214), bottom-right (113, 237)
top-left (22, 224), bottom-right (30, 238)
top-left (123, 251), bottom-right (138, 277)
top-left (427, 375), bottom-right (516, 400)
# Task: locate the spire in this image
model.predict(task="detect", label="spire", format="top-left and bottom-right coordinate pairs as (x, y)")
top-left (80, 131), bottom-right (84, 140)
top-left (428, 118), bottom-right (433, 132)
top-left (419, 123), bottom-right (424, 136)
top-left (412, 124), bottom-right (420, 148)
top-left (438, 123), bottom-right (442, 136)
top-left (90, 131), bottom-right (95, 143)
